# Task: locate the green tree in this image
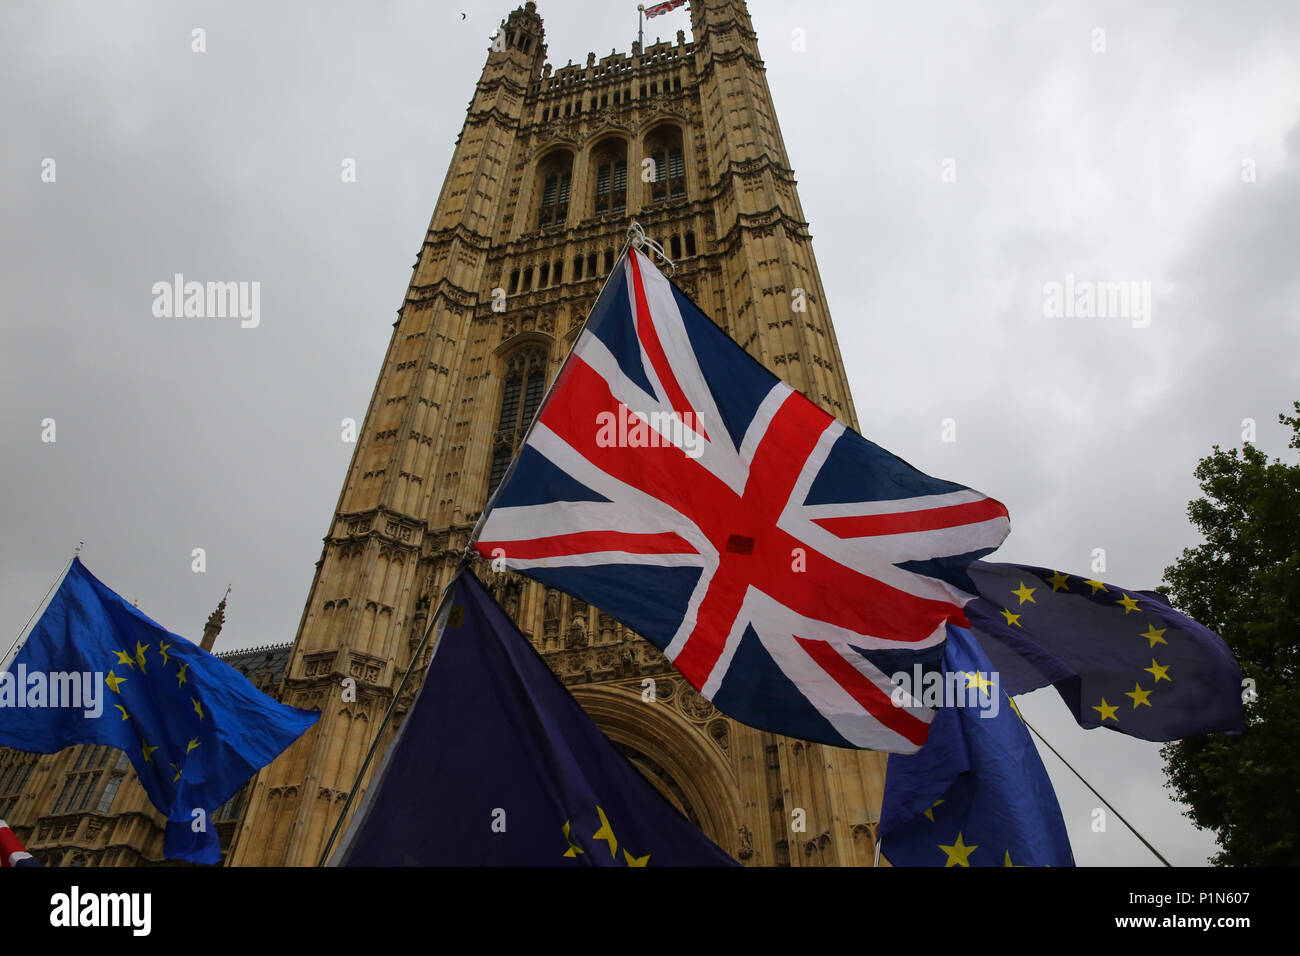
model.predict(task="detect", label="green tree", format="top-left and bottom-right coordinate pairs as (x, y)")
top-left (1159, 402), bottom-right (1300, 866)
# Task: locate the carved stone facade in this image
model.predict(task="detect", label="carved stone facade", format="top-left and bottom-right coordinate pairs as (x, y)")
top-left (220, 0), bottom-right (885, 867)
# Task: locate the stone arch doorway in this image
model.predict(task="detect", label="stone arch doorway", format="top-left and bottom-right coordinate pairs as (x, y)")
top-left (572, 682), bottom-right (741, 859)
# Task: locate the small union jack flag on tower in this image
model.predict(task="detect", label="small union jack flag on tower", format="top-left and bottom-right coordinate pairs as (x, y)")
top-left (643, 0), bottom-right (689, 19)
top-left (476, 245), bottom-right (1010, 752)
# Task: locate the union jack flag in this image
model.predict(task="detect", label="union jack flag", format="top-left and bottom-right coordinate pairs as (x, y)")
top-left (476, 247), bottom-right (1010, 752)
top-left (644, 0), bottom-right (688, 19)
top-left (0, 820), bottom-right (41, 867)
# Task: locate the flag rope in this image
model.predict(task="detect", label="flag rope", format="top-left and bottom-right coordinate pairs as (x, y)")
top-left (2, 542), bottom-right (82, 671)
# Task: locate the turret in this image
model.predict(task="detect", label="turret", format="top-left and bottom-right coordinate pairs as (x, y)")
top-left (200, 585), bottom-right (231, 653)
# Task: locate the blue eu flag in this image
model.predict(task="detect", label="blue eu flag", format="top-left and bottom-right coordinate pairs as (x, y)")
top-left (0, 559), bottom-right (319, 864)
top-left (332, 567), bottom-right (737, 866)
top-left (962, 562), bottom-right (1244, 741)
top-left (879, 624), bottom-right (1074, 867)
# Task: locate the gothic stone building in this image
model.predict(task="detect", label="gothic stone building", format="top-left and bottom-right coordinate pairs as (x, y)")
top-left (229, 0), bottom-right (886, 868)
top-left (2, 0), bottom-right (889, 867)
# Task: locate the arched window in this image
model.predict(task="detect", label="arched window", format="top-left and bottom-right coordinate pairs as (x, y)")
top-left (489, 346), bottom-right (550, 494)
top-left (536, 151), bottom-right (573, 228)
top-left (591, 138), bottom-right (628, 217)
top-left (645, 125), bottom-right (686, 203)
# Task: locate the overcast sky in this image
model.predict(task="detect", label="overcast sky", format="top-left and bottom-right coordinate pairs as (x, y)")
top-left (3, 0), bottom-right (1297, 867)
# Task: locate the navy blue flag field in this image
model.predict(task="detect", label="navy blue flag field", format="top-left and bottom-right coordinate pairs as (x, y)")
top-left (0, 558), bottom-right (319, 864)
top-left (332, 566), bottom-right (737, 867)
top-left (879, 624), bottom-right (1074, 867)
top-left (476, 246), bottom-right (1010, 753)
top-left (960, 562), bottom-right (1244, 741)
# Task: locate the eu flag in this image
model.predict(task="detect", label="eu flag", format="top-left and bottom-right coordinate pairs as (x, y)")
top-left (0, 559), bottom-right (319, 864)
top-left (879, 624), bottom-right (1074, 867)
top-left (961, 561), bottom-right (1244, 740)
top-left (332, 567), bottom-right (737, 866)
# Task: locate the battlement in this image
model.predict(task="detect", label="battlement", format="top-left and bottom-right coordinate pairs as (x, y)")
top-left (530, 30), bottom-right (693, 98)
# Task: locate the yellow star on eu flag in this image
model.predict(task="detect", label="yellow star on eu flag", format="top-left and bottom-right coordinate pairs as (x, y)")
top-left (939, 832), bottom-right (978, 867)
top-left (159, 640), bottom-right (173, 667)
top-left (1092, 698), bottom-right (1119, 722)
top-left (176, 662), bottom-right (189, 688)
top-left (186, 738), bottom-right (201, 755)
top-left (623, 849), bottom-right (650, 867)
top-left (1011, 582), bottom-right (1037, 605)
top-left (561, 820), bottom-right (584, 858)
top-left (1116, 593), bottom-right (1141, 614)
top-left (1145, 659), bottom-right (1170, 683)
top-left (134, 641), bottom-right (149, 673)
top-left (142, 741), bottom-right (158, 763)
top-left (1046, 570), bottom-right (1070, 592)
top-left (1125, 683), bottom-right (1152, 708)
top-left (192, 697), bottom-right (205, 720)
top-left (592, 806), bottom-right (618, 858)
top-left (113, 648), bottom-right (136, 670)
top-left (105, 669), bottom-right (127, 694)
top-left (923, 799), bottom-right (944, 822)
top-left (1084, 579), bottom-right (1108, 595)
top-left (999, 607), bottom-right (1022, 627)
top-left (114, 704), bottom-right (130, 720)
top-left (1139, 624), bottom-right (1167, 647)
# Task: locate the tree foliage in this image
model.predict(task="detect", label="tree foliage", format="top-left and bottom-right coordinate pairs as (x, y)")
top-left (1160, 402), bottom-right (1300, 865)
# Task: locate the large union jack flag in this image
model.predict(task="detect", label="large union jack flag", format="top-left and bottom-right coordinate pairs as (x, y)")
top-left (476, 247), bottom-right (1010, 752)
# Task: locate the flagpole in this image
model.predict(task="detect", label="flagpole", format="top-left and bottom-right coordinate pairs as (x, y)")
top-left (461, 221), bottom-right (649, 559)
top-left (321, 221), bottom-right (671, 865)
top-left (317, 556), bottom-right (467, 866)
top-left (637, 4), bottom-right (644, 49)
top-left (1024, 719), bottom-right (1173, 867)
top-left (2, 542), bottom-right (82, 671)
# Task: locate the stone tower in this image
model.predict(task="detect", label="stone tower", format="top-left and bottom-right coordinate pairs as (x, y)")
top-left (228, 0), bottom-right (886, 868)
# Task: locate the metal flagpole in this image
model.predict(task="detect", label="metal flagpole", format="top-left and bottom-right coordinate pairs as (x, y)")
top-left (873, 720), bottom-right (1173, 868)
top-left (320, 224), bottom-right (661, 865)
top-left (461, 221), bottom-right (658, 558)
top-left (317, 556), bottom-right (466, 866)
top-left (1024, 718), bottom-right (1173, 867)
top-left (2, 542), bottom-right (82, 671)
top-left (637, 4), bottom-right (645, 49)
